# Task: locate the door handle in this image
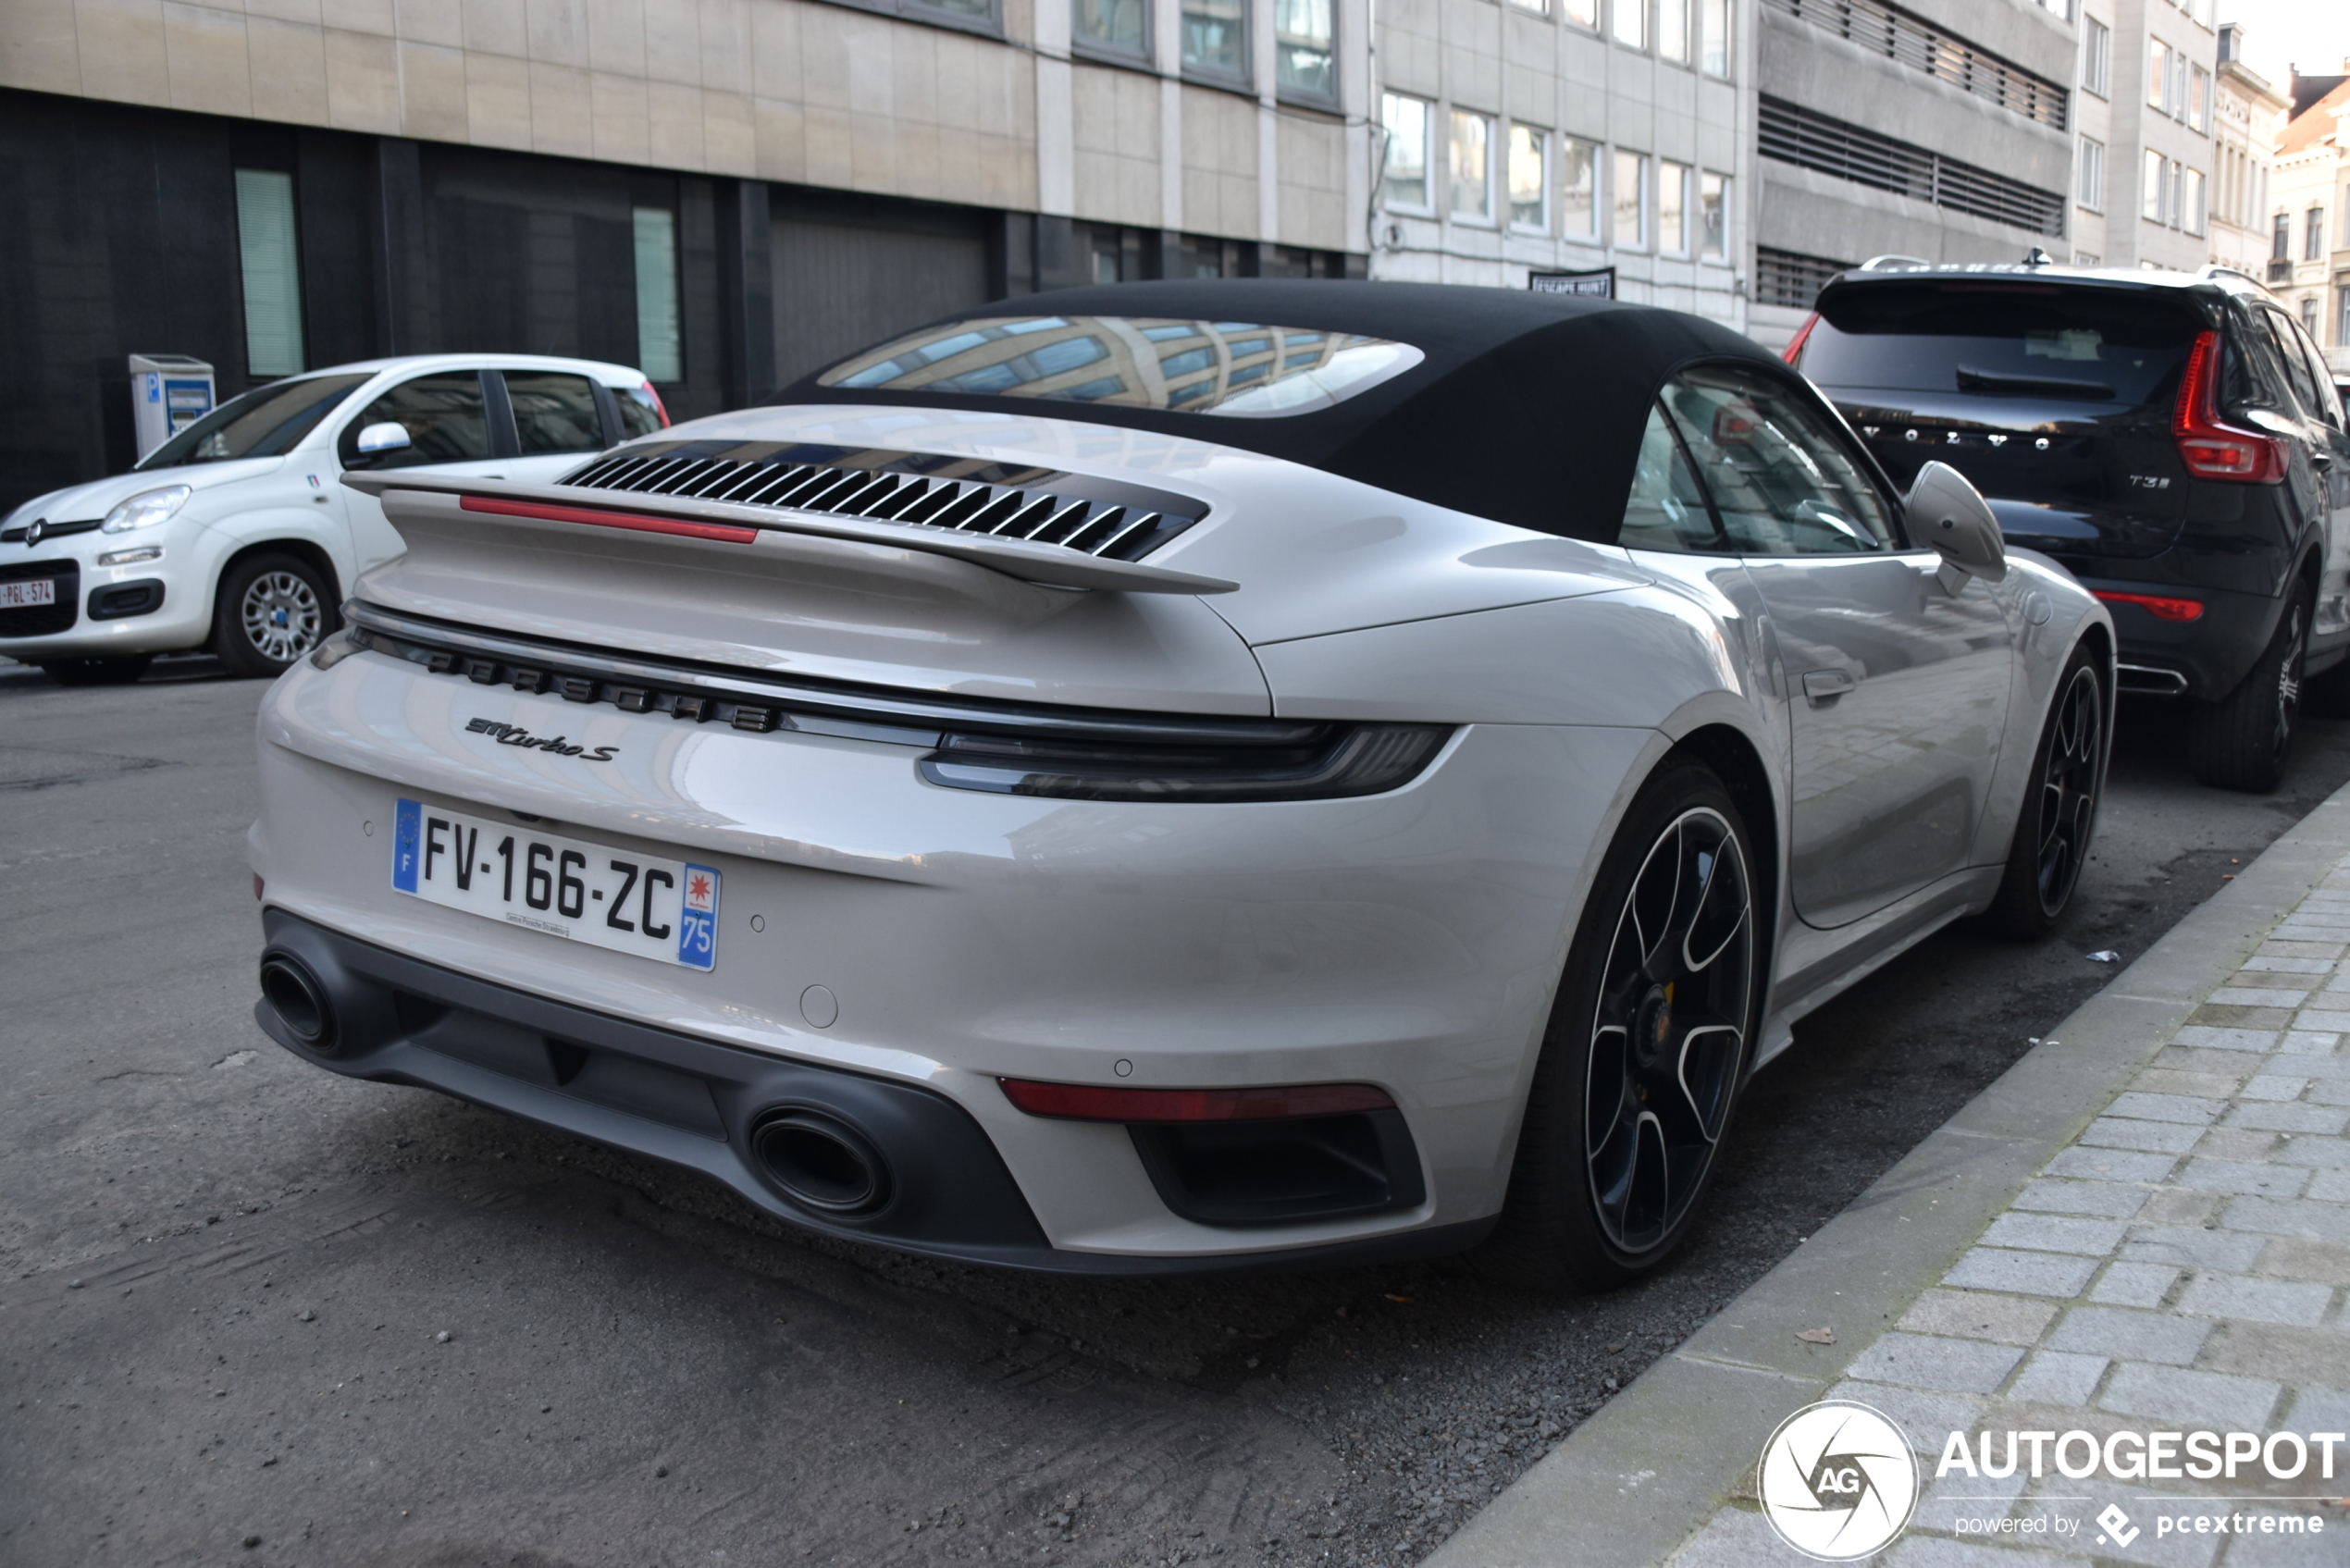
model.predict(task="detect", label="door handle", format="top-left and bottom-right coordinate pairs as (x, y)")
top-left (1801, 669), bottom-right (1858, 703)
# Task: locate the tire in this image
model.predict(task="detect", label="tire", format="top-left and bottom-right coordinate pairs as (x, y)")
top-left (1472, 760), bottom-right (1762, 1295)
top-left (2188, 582), bottom-right (2310, 794)
top-left (212, 552), bottom-right (336, 678)
top-left (37, 654), bottom-right (155, 687)
top-left (1985, 645), bottom-right (2105, 940)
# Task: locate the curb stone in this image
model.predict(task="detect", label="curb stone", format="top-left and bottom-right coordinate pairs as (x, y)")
top-left (1422, 778), bottom-right (2350, 1568)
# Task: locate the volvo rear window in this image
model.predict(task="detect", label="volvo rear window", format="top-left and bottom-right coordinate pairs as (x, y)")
top-left (817, 317), bottom-right (1424, 417)
top-left (137, 374), bottom-right (373, 469)
top-left (1800, 287), bottom-right (2199, 411)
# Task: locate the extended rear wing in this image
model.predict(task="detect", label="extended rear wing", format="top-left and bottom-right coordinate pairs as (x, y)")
top-left (343, 471), bottom-right (1237, 595)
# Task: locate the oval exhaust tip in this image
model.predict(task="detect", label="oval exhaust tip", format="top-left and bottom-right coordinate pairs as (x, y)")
top-left (259, 952), bottom-right (338, 1053)
top-left (751, 1109), bottom-right (893, 1217)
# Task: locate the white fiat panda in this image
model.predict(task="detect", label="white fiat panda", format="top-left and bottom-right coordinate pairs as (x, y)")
top-left (0, 354), bottom-right (664, 685)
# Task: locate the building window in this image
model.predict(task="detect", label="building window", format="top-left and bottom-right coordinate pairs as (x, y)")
top-left (1451, 110), bottom-right (1494, 222)
top-left (1560, 137), bottom-right (1599, 239)
top-left (1658, 0), bottom-right (1689, 64)
top-left (1699, 171), bottom-right (1727, 258)
top-left (2273, 211), bottom-right (2291, 260)
top-left (1508, 126), bottom-right (1549, 232)
top-left (2188, 65), bottom-right (2208, 131)
top-left (2076, 135), bottom-right (2105, 213)
top-left (2309, 207), bottom-right (2329, 261)
top-left (1273, 0), bottom-right (1334, 100)
top-left (1181, 0), bottom-right (1247, 80)
top-left (1613, 0), bottom-right (1644, 50)
top-left (234, 168), bottom-right (304, 379)
top-left (1701, 0), bottom-right (1730, 76)
top-left (2337, 286), bottom-right (2349, 349)
top-left (2147, 38), bottom-right (2168, 112)
top-left (2183, 167), bottom-right (2205, 235)
top-left (1380, 93), bottom-right (1432, 211)
top-left (2306, 296), bottom-right (2321, 338)
top-left (632, 208), bottom-right (682, 383)
top-left (2144, 149), bottom-right (2166, 223)
top-left (2081, 16), bottom-right (2109, 95)
top-left (1658, 160), bottom-right (1689, 253)
top-left (1565, 0), bottom-right (1599, 30)
top-left (1074, 0), bottom-right (1149, 58)
top-left (1507, 0), bottom-right (1547, 14)
top-left (1614, 149), bottom-right (1648, 248)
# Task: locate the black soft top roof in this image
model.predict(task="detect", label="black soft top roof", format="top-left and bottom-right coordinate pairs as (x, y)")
top-left (770, 279), bottom-right (1787, 543)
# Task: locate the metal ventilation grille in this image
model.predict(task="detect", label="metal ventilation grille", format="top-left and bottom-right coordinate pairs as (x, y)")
top-left (560, 449), bottom-right (1205, 562)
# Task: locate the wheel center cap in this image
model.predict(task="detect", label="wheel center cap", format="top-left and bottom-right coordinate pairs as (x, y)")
top-left (1634, 983), bottom-right (1674, 1069)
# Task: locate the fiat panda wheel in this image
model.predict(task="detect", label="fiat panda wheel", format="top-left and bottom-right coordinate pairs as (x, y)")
top-left (1474, 760), bottom-right (1760, 1294)
top-left (213, 552), bottom-right (336, 678)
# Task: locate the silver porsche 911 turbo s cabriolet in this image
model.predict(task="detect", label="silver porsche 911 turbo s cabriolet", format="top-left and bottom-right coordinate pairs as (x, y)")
top-left (248, 282), bottom-right (2111, 1290)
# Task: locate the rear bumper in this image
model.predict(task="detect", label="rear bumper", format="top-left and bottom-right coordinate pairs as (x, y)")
top-left (2069, 572), bottom-right (2286, 701)
top-left (254, 908), bottom-right (1490, 1275)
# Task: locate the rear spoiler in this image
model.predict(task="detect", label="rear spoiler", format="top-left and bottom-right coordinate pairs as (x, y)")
top-left (342, 471), bottom-right (1238, 595)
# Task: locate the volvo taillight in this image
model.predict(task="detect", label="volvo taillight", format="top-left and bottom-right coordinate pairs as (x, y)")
top-left (1782, 313), bottom-right (1820, 367)
top-left (2173, 329), bottom-right (2286, 483)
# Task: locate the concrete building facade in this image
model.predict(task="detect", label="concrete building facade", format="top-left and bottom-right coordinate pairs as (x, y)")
top-left (2205, 21), bottom-right (2285, 275)
top-left (1745, 0), bottom-right (2078, 350)
top-left (2069, 0), bottom-right (2216, 270)
top-left (1365, 0), bottom-right (1753, 333)
top-left (2270, 68), bottom-right (2349, 375)
top-left (0, 0), bottom-right (1374, 509)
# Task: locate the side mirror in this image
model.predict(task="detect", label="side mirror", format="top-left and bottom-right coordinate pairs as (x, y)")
top-left (354, 421), bottom-right (412, 457)
top-left (1906, 460), bottom-right (2007, 594)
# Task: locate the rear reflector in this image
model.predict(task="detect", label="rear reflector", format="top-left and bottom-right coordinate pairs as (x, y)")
top-left (458, 495), bottom-right (759, 543)
top-left (998, 1079), bottom-right (1396, 1122)
top-left (2094, 590), bottom-right (2205, 622)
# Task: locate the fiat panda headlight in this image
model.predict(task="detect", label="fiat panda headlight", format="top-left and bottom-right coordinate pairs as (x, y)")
top-left (101, 484), bottom-right (192, 533)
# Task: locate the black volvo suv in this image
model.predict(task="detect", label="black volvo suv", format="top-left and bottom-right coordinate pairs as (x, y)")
top-left (1789, 262), bottom-right (2350, 792)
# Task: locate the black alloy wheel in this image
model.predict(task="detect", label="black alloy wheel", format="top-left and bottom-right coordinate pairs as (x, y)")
top-left (2189, 583), bottom-right (2309, 794)
top-left (1987, 646), bottom-right (2104, 938)
top-left (1474, 761), bottom-right (1760, 1293)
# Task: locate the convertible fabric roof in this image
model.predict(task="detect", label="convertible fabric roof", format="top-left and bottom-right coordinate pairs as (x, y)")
top-left (770, 279), bottom-right (1787, 544)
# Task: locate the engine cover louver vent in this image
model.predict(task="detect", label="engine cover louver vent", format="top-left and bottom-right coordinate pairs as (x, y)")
top-left (559, 441), bottom-right (1206, 563)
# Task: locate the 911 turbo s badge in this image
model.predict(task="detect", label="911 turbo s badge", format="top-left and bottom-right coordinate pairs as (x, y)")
top-left (465, 717), bottom-right (619, 761)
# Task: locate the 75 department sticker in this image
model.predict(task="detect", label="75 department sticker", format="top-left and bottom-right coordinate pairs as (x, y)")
top-left (1757, 1401), bottom-right (1920, 1561)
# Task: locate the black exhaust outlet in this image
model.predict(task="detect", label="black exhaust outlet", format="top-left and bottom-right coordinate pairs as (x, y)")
top-left (258, 951), bottom-right (340, 1053)
top-left (751, 1109), bottom-right (894, 1216)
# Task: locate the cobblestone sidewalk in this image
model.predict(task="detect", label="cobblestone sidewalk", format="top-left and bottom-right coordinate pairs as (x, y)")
top-left (1668, 864), bottom-right (2350, 1566)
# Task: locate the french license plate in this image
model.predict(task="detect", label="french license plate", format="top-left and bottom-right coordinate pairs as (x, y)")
top-left (1, 578), bottom-right (56, 608)
top-left (390, 799), bottom-right (718, 970)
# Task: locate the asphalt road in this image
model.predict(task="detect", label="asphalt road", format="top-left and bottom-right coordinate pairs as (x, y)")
top-left (6, 659), bottom-right (2348, 1568)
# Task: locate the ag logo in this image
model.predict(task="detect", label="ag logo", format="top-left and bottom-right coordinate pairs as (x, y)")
top-left (1757, 1401), bottom-right (1919, 1561)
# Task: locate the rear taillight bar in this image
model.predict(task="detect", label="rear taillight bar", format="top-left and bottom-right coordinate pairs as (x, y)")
top-left (2172, 329), bottom-right (2287, 484)
top-left (458, 495), bottom-right (758, 543)
top-left (2093, 589), bottom-right (2206, 623)
top-left (998, 1079), bottom-right (1396, 1122)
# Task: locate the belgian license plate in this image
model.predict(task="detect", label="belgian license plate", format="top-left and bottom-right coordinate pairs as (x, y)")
top-left (390, 799), bottom-right (718, 970)
top-left (1, 578), bottom-right (56, 608)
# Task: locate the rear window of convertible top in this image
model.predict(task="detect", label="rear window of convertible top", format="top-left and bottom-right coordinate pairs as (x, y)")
top-left (1801, 285), bottom-right (2200, 412)
top-left (818, 316), bottom-right (1425, 418)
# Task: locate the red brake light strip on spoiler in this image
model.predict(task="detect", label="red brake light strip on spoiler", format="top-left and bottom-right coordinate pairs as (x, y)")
top-left (458, 494), bottom-right (759, 543)
top-left (998, 1079), bottom-right (1395, 1122)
